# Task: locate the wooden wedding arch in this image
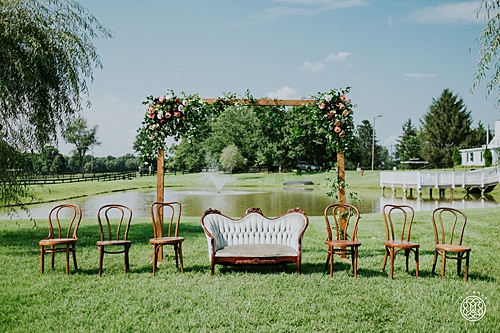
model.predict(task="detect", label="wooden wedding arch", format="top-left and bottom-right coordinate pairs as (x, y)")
top-left (149, 95), bottom-right (351, 261)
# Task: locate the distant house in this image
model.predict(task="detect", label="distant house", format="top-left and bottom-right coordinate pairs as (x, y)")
top-left (459, 120), bottom-right (500, 167)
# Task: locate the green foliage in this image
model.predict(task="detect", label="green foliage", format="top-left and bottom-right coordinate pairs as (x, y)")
top-left (219, 144), bottom-right (247, 173)
top-left (483, 147), bottom-right (492, 167)
top-left (453, 147), bottom-right (462, 166)
top-left (395, 119), bottom-right (421, 163)
top-left (420, 89), bottom-right (473, 168)
top-left (472, 0), bottom-right (500, 105)
top-left (62, 117), bottom-right (100, 173)
top-left (0, 0), bottom-right (111, 205)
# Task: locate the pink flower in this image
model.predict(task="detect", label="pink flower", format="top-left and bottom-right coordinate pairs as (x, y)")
top-left (339, 94), bottom-right (346, 102)
top-left (165, 112), bottom-right (172, 119)
top-left (319, 102), bottom-right (326, 110)
top-left (148, 107), bottom-right (155, 118)
top-left (158, 96), bottom-right (166, 103)
top-left (334, 126), bottom-right (341, 133)
top-left (339, 132), bottom-right (345, 138)
top-left (174, 111), bottom-right (181, 118)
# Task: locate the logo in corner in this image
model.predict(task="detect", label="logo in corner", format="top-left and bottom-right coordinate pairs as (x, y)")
top-left (461, 295), bottom-right (486, 322)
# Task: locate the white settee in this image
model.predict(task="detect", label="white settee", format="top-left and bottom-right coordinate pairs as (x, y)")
top-left (200, 207), bottom-right (309, 274)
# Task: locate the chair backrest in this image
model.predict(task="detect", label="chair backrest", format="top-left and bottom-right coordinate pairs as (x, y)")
top-left (382, 204), bottom-right (415, 242)
top-left (97, 204), bottom-right (133, 241)
top-left (431, 207), bottom-right (467, 246)
top-left (324, 203), bottom-right (360, 241)
top-left (47, 203), bottom-right (82, 239)
top-left (150, 202), bottom-right (182, 238)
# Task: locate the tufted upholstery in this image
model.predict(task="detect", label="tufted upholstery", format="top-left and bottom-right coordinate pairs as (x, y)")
top-left (201, 208), bottom-right (309, 274)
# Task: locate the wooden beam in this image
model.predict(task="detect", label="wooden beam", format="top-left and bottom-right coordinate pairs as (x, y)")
top-left (202, 98), bottom-right (316, 107)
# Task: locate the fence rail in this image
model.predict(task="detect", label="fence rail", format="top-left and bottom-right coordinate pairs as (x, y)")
top-left (22, 171), bottom-right (137, 185)
top-left (380, 167), bottom-right (499, 197)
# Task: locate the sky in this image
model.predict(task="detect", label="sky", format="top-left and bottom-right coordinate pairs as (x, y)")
top-left (61, 0), bottom-right (500, 157)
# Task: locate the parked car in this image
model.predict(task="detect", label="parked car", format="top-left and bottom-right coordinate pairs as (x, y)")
top-left (296, 161), bottom-right (320, 172)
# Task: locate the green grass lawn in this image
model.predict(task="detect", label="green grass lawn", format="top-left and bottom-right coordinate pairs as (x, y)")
top-left (1, 206), bottom-right (498, 332)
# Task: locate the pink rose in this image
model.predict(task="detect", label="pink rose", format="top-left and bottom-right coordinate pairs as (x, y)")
top-left (174, 111), bottom-right (181, 118)
top-left (334, 126), bottom-right (341, 133)
top-left (339, 132), bottom-right (345, 138)
top-left (165, 112), bottom-right (172, 119)
top-left (339, 94), bottom-right (346, 102)
top-left (158, 96), bottom-right (166, 103)
top-left (319, 102), bottom-right (326, 110)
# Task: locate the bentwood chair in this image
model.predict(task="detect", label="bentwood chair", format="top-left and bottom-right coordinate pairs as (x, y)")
top-left (431, 207), bottom-right (471, 282)
top-left (96, 204), bottom-right (133, 276)
top-left (39, 203), bottom-right (82, 274)
top-left (324, 203), bottom-right (361, 278)
top-left (150, 201), bottom-right (184, 275)
top-left (381, 204), bottom-right (420, 279)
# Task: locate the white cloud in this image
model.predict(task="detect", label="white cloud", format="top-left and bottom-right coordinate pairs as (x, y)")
top-left (405, 73), bottom-right (437, 79)
top-left (407, 1), bottom-right (481, 25)
top-left (326, 51), bottom-right (353, 62)
top-left (299, 61), bottom-right (326, 72)
top-left (267, 86), bottom-right (300, 99)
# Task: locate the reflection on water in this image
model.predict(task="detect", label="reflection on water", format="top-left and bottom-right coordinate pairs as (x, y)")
top-left (1, 187), bottom-right (499, 220)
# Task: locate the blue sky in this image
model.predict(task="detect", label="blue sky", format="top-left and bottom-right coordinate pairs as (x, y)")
top-left (65, 0), bottom-right (499, 157)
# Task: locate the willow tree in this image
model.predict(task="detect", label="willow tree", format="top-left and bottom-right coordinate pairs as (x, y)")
top-left (0, 0), bottom-right (112, 206)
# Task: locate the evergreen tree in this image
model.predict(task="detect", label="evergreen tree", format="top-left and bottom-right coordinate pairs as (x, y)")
top-left (395, 119), bottom-right (421, 164)
top-left (420, 89), bottom-right (473, 168)
top-left (355, 120), bottom-right (375, 169)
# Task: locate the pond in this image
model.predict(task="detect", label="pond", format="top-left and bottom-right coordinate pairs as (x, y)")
top-left (1, 186), bottom-right (499, 220)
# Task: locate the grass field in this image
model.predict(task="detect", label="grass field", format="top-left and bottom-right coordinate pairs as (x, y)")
top-left (0, 171), bottom-right (498, 332)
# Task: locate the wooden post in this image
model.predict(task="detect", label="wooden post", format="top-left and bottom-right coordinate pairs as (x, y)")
top-left (337, 152), bottom-right (346, 205)
top-left (156, 148), bottom-right (165, 261)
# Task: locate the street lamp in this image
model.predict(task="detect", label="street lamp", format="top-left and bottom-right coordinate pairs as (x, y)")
top-left (371, 115), bottom-right (383, 171)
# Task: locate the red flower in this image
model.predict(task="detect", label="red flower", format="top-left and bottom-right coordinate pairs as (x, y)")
top-left (174, 111), bottom-right (181, 118)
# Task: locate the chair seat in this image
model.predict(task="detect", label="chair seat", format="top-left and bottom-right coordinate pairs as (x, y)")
top-left (39, 238), bottom-right (77, 246)
top-left (149, 236), bottom-right (184, 245)
top-left (97, 240), bottom-right (132, 246)
top-left (436, 244), bottom-right (471, 253)
top-left (325, 239), bottom-right (361, 247)
top-left (385, 240), bottom-right (420, 249)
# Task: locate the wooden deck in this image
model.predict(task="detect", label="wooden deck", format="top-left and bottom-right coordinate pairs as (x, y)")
top-left (380, 167), bottom-right (499, 198)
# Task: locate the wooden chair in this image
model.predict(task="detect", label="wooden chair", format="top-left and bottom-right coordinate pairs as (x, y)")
top-left (381, 204), bottom-right (419, 279)
top-left (324, 203), bottom-right (361, 278)
top-left (39, 203), bottom-right (82, 274)
top-left (149, 201), bottom-right (184, 275)
top-left (431, 207), bottom-right (471, 282)
top-left (96, 204), bottom-right (133, 276)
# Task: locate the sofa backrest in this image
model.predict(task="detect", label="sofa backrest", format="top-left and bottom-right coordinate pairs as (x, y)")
top-left (201, 208), bottom-right (308, 253)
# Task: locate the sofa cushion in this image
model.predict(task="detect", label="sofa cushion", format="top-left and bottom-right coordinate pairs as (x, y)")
top-left (215, 244), bottom-right (297, 258)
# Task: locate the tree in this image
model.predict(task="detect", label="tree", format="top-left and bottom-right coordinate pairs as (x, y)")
top-left (420, 89), bottom-right (474, 168)
top-left (472, 0), bottom-right (500, 105)
top-left (354, 120), bottom-right (375, 169)
top-left (395, 119), bottom-right (421, 164)
top-left (0, 0), bottom-right (111, 204)
top-left (483, 147), bottom-right (492, 167)
top-left (219, 144), bottom-right (246, 173)
top-left (62, 117), bottom-right (100, 173)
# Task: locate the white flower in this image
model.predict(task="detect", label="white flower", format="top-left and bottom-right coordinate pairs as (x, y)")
top-left (182, 100), bottom-right (188, 106)
top-left (165, 94), bottom-right (172, 100)
top-left (178, 105), bottom-right (184, 111)
top-left (325, 95), bottom-right (332, 102)
top-left (157, 111), bottom-right (163, 119)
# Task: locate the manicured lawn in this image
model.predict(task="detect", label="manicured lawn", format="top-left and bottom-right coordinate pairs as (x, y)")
top-left (0, 206), bottom-right (498, 332)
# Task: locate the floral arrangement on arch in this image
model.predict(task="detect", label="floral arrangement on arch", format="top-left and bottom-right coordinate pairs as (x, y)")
top-left (137, 90), bottom-right (203, 159)
top-left (316, 87), bottom-right (355, 155)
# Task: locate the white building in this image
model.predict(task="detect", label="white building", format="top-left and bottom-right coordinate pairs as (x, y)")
top-left (459, 120), bottom-right (500, 167)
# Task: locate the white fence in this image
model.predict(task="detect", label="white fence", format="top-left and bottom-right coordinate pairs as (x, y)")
top-left (380, 167), bottom-right (499, 196)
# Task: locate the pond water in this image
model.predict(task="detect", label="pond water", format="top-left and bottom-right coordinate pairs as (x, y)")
top-left (1, 186), bottom-right (499, 220)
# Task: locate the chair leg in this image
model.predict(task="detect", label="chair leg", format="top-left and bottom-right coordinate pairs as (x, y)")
top-left (124, 245), bottom-right (130, 274)
top-left (415, 248), bottom-right (419, 278)
top-left (152, 245), bottom-right (158, 276)
top-left (457, 253), bottom-right (462, 276)
top-left (174, 244), bottom-right (179, 268)
top-left (40, 246), bottom-right (45, 274)
top-left (65, 245), bottom-right (70, 275)
top-left (72, 245), bottom-right (78, 271)
top-left (177, 244), bottom-right (184, 273)
top-left (389, 248), bottom-right (395, 279)
top-left (464, 252), bottom-right (469, 282)
top-left (98, 246), bottom-right (104, 276)
top-left (432, 249), bottom-right (438, 274)
top-left (329, 247), bottom-right (334, 277)
top-left (50, 246), bottom-right (55, 269)
top-left (405, 249), bottom-right (410, 273)
top-left (324, 252), bottom-right (331, 272)
top-left (441, 251), bottom-right (446, 279)
top-left (381, 247), bottom-right (389, 272)
top-left (353, 247), bottom-right (358, 279)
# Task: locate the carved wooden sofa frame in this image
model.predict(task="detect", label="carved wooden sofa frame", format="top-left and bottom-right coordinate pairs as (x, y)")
top-left (200, 207), bottom-right (309, 275)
